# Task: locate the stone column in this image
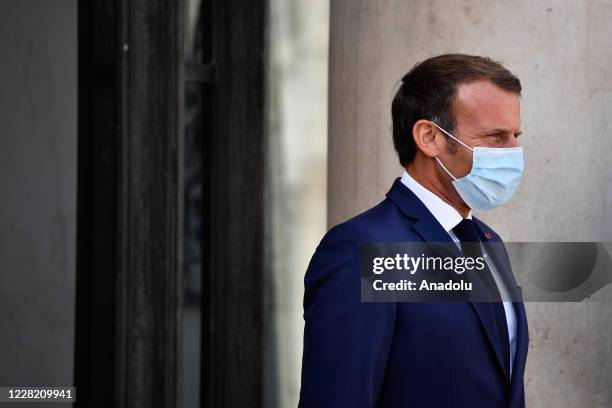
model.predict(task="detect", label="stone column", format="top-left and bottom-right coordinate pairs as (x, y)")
top-left (328, 1), bottom-right (612, 406)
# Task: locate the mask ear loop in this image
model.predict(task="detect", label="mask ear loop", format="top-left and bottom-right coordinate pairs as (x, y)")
top-left (430, 121), bottom-right (474, 152)
top-left (435, 156), bottom-right (458, 181)
top-left (429, 121), bottom-right (472, 182)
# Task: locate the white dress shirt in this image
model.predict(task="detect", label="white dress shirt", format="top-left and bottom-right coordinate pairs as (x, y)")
top-left (400, 170), bottom-right (517, 377)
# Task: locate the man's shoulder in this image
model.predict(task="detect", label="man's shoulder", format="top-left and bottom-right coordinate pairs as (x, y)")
top-left (322, 197), bottom-right (420, 246)
top-left (305, 197), bottom-right (417, 296)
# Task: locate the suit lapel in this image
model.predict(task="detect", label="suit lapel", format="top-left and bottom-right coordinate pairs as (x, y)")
top-left (465, 287), bottom-right (511, 385)
top-left (474, 218), bottom-right (529, 401)
top-left (508, 301), bottom-right (528, 407)
top-left (473, 219), bottom-right (522, 300)
top-left (386, 178), bottom-right (460, 257)
top-left (386, 179), bottom-right (511, 386)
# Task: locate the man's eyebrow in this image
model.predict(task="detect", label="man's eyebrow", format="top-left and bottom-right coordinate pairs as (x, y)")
top-left (482, 128), bottom-right (522, 136)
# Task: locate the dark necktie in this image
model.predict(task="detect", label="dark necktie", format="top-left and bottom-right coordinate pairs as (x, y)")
top-left (452, 218), bottom-right (510, 378)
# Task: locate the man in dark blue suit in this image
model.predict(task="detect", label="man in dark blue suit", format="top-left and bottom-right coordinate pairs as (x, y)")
top-left (299, 54), bottom-right (529, 407)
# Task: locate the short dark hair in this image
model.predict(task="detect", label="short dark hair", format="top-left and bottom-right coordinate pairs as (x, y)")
top-left (391, 54), bottom-right (522, 166)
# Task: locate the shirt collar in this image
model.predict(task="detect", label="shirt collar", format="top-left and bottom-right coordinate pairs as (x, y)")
top-left (400, 170), bottom-right (471, 232)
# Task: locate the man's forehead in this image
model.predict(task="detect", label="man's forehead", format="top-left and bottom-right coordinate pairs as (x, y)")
top-left (453, 80), bottom-right (521, 132)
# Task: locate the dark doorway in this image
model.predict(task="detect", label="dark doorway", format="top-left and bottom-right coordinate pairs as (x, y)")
top-left (75, 0), bottom-right (266, 407)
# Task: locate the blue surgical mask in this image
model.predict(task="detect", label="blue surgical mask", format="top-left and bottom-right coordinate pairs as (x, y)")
top-left (431, 121), bottom-right (524, 211)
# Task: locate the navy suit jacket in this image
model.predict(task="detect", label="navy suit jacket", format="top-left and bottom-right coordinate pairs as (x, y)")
top-left (299, 179), bottom-right (529, 408)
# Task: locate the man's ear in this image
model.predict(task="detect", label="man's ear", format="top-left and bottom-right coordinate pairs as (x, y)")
top-left (412, 119), bottom-right (439, 158)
